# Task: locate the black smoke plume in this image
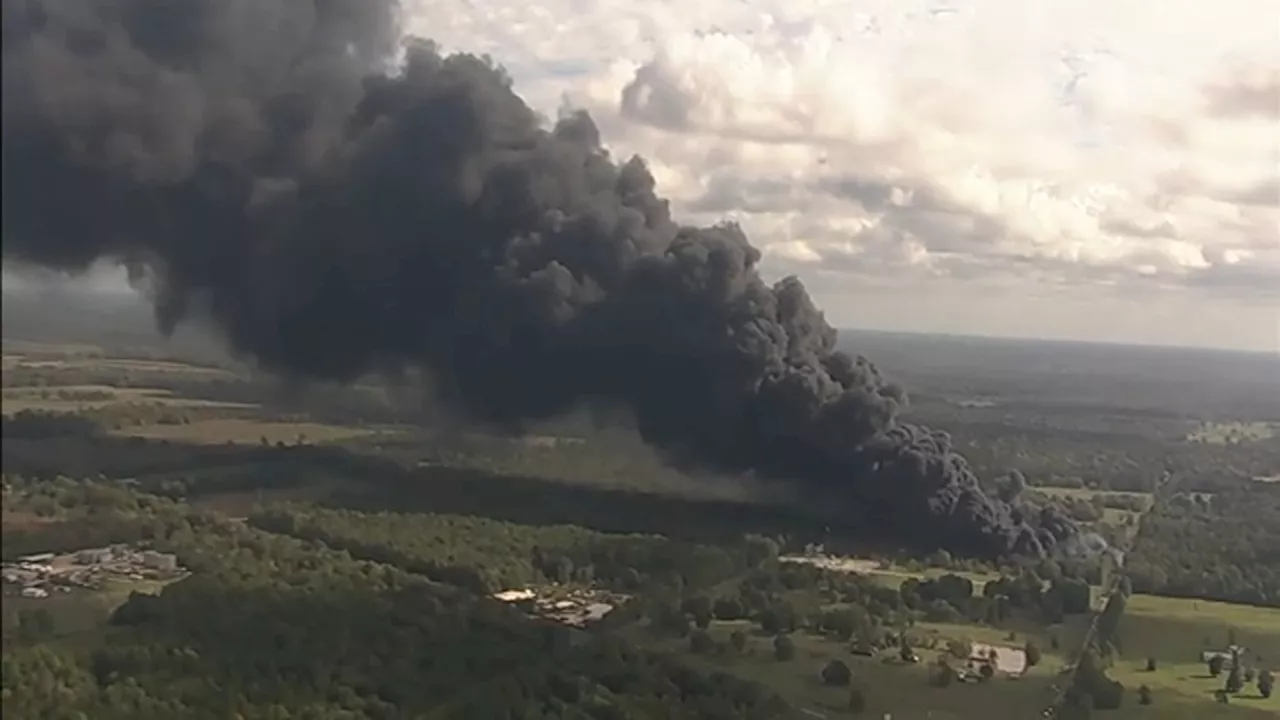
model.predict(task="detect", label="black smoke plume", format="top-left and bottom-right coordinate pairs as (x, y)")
top-left (2, 0), bottom-right (1071, 557)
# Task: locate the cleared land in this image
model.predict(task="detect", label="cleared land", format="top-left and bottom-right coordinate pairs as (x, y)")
top-left (2, 576), bottom-right (176, 644)
top-left (780, 554), bottom-right (1000, 594)
top-left (114, 417), bottom-right (380, 445)
top-left (1187, 421), bottom-right (1276, 445)
top-left (1103, 594), bottom-right (1280, 718)
top-left (1, 385), bottom-right (254, 415)
top-left (635, 619), bottom-right (1061, 720)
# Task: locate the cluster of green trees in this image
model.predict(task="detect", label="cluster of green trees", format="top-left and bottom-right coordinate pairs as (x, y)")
top-left (249, 506), bottom-right (757, 595)
top-left (644, 558), bottom-right (1096, 655)
top-left (926, 397), bottom-right (1276, 496)
top-left (1125, 487), bottom-right (1280, 607)
top-left (2, 486), bottom-right (792, 719)
top-left (2, 410), bottom-right (101, 440)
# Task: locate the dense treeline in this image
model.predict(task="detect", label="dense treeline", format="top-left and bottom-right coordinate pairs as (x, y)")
top-left (2, 410), bottom-right (101, 440)
top-left (2, 431), bottom-right (879, 553)
top-left (1, 476), bottom-right (169, 560)
top-left (1125, 486), bottom-right (1280, 607)
top-left (2, 484), bottom-right (791, 719)
top-left (250, 507), bottom-right (754, 594)
top-left (953, 424), bottom-right (1275, 495)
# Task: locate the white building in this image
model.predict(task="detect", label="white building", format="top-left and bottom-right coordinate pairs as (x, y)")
top-left (77, 548), bottom-right (114, 565)
top-left (141, 551), bottom-right (178, 572)
top-left (16, 553), bottom-right (54, 564)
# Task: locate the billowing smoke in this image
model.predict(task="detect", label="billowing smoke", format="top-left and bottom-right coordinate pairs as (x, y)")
top-left (1, 0), bottom-right (1073, 557)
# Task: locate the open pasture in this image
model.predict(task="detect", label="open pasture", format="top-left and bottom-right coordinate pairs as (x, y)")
top-left (1, 384), bottom-right (254, 415)
top-left (635, 619), bottom-right (1060, 720)
top-left (1187, 421), bottom-right (1276, 445)
top-left (114, 417), bottom-right (381, 446)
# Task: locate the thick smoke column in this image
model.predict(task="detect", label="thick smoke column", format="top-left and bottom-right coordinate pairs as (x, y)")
top-left (2, 0), bottom-right (1070, 556)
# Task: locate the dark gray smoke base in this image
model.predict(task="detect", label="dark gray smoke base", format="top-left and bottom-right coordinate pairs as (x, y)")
top-left (1, 0), bottom-right (1073, 557)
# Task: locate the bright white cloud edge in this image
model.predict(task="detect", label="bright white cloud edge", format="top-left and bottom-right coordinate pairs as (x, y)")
top-left (7, 1), bottom-right (1279, 354)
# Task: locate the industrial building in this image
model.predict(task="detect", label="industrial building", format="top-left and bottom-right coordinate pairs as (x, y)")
top-left (141, 551), bottom-right (178, 572)
top-left (77, 547), bottom-right (114, 565)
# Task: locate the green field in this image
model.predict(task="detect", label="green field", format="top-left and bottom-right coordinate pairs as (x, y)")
top-left (780, 556), bottom-right (1002, 595)
top-left (1, 384), bottom-right (254, 415)
top-left (866, 567), bottom-right (1000, 594)
top-left (1098, 594), bottom-right (1280, 718)
top-left (1187, 421), bottom-right (1276, 445)
top-left (1035, 487), bottom-right (1153, 504)
top-left (1120, 594), bottom-right (1280, 657)
top-left (634, 620), bottom-right (1062, 720)
top-left (114, 417), bottom-right (381, 445)
top-left (2, 576), bottom-right (177, 644)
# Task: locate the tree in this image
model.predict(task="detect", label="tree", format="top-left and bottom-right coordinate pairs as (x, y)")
top-left (847, 686), bottom-right (867, 714)
top-left (1145, 657), bottom-right (1156, 672)
top-left (1092, 679), bottom-right (1125, 710)
top-left (682, 596), bottom-right (711, 619)
top-left (692, 608), bottom-right (712, 630)
top-left (689, 630), bottom-right (715, 655)
top-left (947, 638), bottom-right (972, 660)
top-left (979, 661), bottom-right (994, 680)
top-left (729, 630), bottom-right (747, 654)
top-left (1258, 669), bottom-right (1274, 699)
top-left (743, 534), bottom-right (779, 568)
top-left (931, 659), bottom-right (955, 688)
top-left (712, 597), bottom-right (743, 621)
top-left (1064, 693), bottom-right (1094, 720)
top-left (1137, 685), bottom-right (1152, 705)
top-left (554, 556), bottom-right (574, 584)
top-left (821, 660), bottom-right (852, 687)
top-left (999, 471), bottom-right (1027, 504)
top-left (1224, 663), bottom-right (1243, 694)
top-left (773, 635), bottom-right (795, 661)
top-left (825, 609), bottom-right (855, 642)
top-left (17, 609), bottom-right (55, 642)
top-left (651, 602), bottom-right (691, 638)
top-left (1051, 579), bottom-right (1092, 615)
top-left (1208, 654), bottom-right (1225, 677)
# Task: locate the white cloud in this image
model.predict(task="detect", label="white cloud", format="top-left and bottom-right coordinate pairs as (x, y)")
top-left (422, 1), bottom-right (1277, 349)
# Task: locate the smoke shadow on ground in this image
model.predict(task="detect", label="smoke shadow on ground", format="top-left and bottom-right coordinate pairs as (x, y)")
top-left (2, 432), bottom-right (876, 551)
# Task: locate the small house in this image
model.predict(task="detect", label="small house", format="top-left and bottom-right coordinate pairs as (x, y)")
top-left (141, 551), bottom-right (178, 572)
top-left (77, 548), bottom-right (114, 565)
top-left (493, 589), bottom-right (536, 603)
top-left (17, 553), bottom-right (55, 564)
top-left (1201, 646), bottom-right (1246, 669)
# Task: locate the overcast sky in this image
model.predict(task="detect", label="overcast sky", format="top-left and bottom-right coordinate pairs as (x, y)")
top-left (8, 0), bottom-right (1278, 353)
top-left (400, 0), bottom-right (1278, 353)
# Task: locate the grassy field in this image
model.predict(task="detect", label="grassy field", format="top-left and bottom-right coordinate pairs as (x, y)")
top-left (1104, 661), bottom-right (1277, 718)
top-left (866, 567), bottom-right (1000, 594)
top-left (780, 555), bottom-right (1002, 596)
top-left (1120, 594), bottom-right (1280, 658)
top-left (633, 620), bottom-right (1062, 720)
top-left (1, 341), bottom-right (105, 358)
top-left (186, 484), bottom-right (350, 517)
top-left (1, 384), bottom-right (254, 415)
top-left (114, 417), bottom-right (381, 445)
top-left (1035, 487), bottom-right (1153, 504)
top-left (1187, 421), bottom-right (1276, 445)
top-left (1094, 594), bottom-right (1280, 718)
top-left (624, 593), bottom-right (1278, 719)
top-left (1, 576), bottom-right (178, 642)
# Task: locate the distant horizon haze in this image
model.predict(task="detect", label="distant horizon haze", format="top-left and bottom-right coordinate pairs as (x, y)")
top-left (3, 263), bottom-right (1276, 357)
